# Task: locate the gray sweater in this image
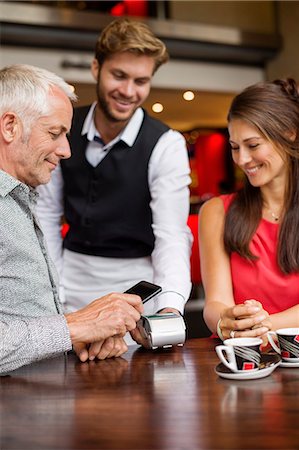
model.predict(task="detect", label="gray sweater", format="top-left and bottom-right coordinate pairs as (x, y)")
top-left (0, 170), bottom-right (72, 374)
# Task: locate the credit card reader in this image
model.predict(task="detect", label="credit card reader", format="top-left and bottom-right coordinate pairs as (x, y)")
top-left (137, 313), bottom-right (186, 349)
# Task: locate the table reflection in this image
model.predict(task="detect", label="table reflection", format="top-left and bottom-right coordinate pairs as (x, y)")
top-left (1, 340), bottom-right (299, 450)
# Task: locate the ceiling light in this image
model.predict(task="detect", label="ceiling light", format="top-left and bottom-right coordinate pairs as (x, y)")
top-left (152, 102), bottom-right (164, 113)
top-left (183, 91), bottom-right (195, 101)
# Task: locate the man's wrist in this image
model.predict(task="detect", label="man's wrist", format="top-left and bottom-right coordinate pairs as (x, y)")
top-left (64, 312), bottom-right (86, 345)
top-left (157, 307), bottom-right (182, 316)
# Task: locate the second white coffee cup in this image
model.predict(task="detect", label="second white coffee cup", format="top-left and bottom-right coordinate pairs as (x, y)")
top-left (267, 328), bottom-right (299, 362)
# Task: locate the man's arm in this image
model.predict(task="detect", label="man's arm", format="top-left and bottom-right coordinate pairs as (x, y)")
top-left (1, 293), bottom-right (143, 374)
top-left (148, 130), bottom-right (193, 314)
top-left (36, 165), bottom-right (64, 276)
top-left (0, 315), bottom-right (72, 375)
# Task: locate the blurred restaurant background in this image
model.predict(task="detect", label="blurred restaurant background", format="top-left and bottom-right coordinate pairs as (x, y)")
top-left (1, 0), bottom-right (299, 337)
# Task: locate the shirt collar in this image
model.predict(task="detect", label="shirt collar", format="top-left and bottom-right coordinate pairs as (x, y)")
top-left (82, 102), bottom-right (144, 148)
top-left (0, 169), bottom-right (37, 202)
top-left (0, 170), bottom-right (23, 197)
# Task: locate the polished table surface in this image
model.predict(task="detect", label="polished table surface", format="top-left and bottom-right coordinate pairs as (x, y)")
top-left (1, 338), bottom-right (299, 450)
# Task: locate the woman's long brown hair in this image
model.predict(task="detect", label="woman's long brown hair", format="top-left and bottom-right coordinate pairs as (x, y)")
top-left (224, 78), bottom-right (299, 274)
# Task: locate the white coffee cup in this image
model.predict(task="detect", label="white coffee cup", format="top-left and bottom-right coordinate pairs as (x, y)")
top-left (267, 328), bottom-right (299, 362)
top-left (216, 337), bottom-right (262, 373)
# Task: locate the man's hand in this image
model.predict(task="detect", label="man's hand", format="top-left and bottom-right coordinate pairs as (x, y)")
top-left (73, 335), bottom-right (128, 362)
top-left (130, 307), bottom-right (182, 348)
top-left (130, 326), bottom-right (151, 349)
top-left (65, 292), bottom-right (143, 359)
top-left (158, 307), bottom-right (181, 316)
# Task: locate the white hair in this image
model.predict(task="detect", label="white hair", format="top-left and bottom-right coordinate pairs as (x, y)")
top-left (0, 64), bottom-right (77, 135)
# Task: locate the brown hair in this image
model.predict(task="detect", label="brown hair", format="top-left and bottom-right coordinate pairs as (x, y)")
top-left (224, 78), bottom-right (299, 273)
top-left (94, 18), bottom-right (169, 73)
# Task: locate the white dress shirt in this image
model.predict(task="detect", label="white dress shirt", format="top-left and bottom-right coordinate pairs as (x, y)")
top-left (36, 104), bottom-right (193, 316)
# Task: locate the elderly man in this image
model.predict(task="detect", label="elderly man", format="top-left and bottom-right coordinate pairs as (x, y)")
top-left (0, 64), bottom-right (143, 374)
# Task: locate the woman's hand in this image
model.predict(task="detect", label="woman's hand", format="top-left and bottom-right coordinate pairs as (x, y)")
top-left (218, 299), bottom-right (271, 340)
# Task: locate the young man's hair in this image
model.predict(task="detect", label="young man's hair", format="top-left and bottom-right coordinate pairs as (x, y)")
top-left (95, 18), bottom-right (169, 72)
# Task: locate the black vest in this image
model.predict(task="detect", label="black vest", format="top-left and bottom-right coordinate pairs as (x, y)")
top-left (61, 106), bottom-right (169, 257)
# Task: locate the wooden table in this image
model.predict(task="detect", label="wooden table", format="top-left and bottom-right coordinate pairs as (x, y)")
top-left (1, 338), bottom-right (299, 450)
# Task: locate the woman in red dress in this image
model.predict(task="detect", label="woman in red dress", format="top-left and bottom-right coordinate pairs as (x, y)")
top-left (200, 78), bottom-right (299, 341)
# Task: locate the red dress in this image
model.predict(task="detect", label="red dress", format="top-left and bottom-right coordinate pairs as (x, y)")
top-left (221, 194), bottom-right (299, 314)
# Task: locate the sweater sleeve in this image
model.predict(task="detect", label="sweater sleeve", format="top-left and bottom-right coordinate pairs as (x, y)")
top-left (0, 314), bottom-right (72, 375)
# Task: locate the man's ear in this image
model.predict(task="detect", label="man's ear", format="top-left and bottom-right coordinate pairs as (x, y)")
top-left (91, 58), bottom-right (100, 81)
top-left (0, 112), bottom-right (19, 143)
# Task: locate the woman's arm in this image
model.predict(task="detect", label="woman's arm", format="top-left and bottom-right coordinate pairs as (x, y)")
top-left (199, 197), bottom-right (269, 339)
top-left (270, 304), bottom-right (299, 329)
top-left (199, 197), bottom-right (235, 334)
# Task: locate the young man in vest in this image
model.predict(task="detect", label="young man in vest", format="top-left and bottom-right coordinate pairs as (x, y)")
top-left (37, 18), bottom-right (192, 346)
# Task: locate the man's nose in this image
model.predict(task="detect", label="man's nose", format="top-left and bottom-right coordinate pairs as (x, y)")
top-left (119, 80), bottom-right (135, 97)
top-left (57, 137), bottom-right (71, 160)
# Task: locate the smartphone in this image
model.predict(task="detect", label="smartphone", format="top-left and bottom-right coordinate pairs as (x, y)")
top-left (124, 281), bottom-right (162, 304)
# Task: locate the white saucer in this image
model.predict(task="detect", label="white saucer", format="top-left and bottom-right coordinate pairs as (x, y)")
top-left (279, 360), bottom-right (299, 368)
top-left (215, 353), bottom-right (281, 380)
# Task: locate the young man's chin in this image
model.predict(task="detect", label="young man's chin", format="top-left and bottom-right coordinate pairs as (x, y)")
top-left (110, 103), bottom-right (137, 121)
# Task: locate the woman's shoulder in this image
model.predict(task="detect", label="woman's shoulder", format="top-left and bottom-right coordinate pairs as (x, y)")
top-left (200, 193), bottom-right (235, 217)
top-left (219, 193), bottom-right (236, 211)
top-left (199, 196), bottom-right (225, 226)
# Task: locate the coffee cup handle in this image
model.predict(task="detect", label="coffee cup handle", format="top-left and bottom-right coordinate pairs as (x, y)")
top-left (267, 331), bottom-right (281, 354)
top-left (216, 345), bottom-right (237, 372)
